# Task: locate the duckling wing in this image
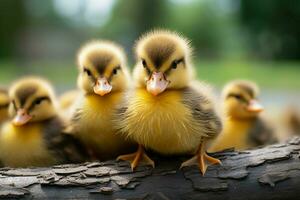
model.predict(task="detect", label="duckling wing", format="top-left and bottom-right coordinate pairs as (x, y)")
top-left (182, 83), bottom-right (222, 139)
top-left (57, 132), bottom-right (89, 163)
top-left (248, 118), bottom-right (277, 147)
top-left (62, 104), bottom-right (84, 135)
top-left (63, 93), bottom-right (85, 134)
top-left (43, 117), bottom-right (88, 163)
top-left (72, 107), bottom-right (83, 122)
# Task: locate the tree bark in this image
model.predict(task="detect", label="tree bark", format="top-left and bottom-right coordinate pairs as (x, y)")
top-left (1, 137), bottom-right (300, 200)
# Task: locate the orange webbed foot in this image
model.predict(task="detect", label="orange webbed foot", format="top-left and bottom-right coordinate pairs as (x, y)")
top-left (180, 140), bottom-right (221, 175)
top-left (117, 145), bottom-right (155, 171)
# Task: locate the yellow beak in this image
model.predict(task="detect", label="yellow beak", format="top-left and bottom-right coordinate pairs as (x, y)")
top-left (247, 100), bottom-right (264, 113)
top-left (93, 77), bottom-right (112, 96)
top-left (13, 109), bottom-right (32, 126)
top-left (146, 72), bottom-right (169, 96)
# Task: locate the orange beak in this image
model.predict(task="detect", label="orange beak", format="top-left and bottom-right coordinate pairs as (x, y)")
top-left (146, 72), bottom-right (169, 96)
top-left (13, 109), bottom-right (32, 126)
top-left (247, 100), bottom-right (264, 113)
top-left (93, 77), bottom-right (112, 96)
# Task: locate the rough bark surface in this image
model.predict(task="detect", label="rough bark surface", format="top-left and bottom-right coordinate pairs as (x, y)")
top-left (1, 137), bottom-right (300, 200)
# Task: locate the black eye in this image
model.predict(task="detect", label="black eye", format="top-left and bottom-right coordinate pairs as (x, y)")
top-left (171, 61), bottom-right (178, 69)
top-left (35, 99), bottom-right (42, 105)
top-left (33, 97), bottom-right (50, 106)
top-left (171, 58), bottom-right (183, 69)
top-left (142, 59), bottom-right (147, 68)
top-left (83, 68), bottom-right (92, 76)
top-left (234, 95), bottom-right (242, 100)
top-left (228, 93), bottom-right (245, 101)
top-left (112, 66), bottom-right (120, 75)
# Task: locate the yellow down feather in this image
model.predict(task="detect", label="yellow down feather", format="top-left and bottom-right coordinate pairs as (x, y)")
top-left (0, 123), bottom-right (56, 167)
top-left (118, 88), bottom-right (209, 155)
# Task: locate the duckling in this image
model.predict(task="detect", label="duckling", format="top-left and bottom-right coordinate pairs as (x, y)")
top-left (58, 89), bottom-right (80, 119)
top-left (67, 41), bottom-right (135, 161)
top-left (0, 87), bottom-right (9, 124)
top-left (117, 30), bottom-right (222, 175)
top-left (0, 77), bottom-right (86, 167)
top-left (283, 105), bottom-right (300, 137)
top-left (59, 89), bottom-right (80, 111)
top-left (209, 80), bottom-right (276, 152)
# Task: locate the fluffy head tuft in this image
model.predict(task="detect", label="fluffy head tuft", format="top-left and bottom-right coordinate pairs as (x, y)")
top-left (77, 40), bottom-right (130, 95)
top-left (9, 76), bottom-right (58, 123)
top-left (133, 30), bottom-right (195, 90)
top-left (222, 80), bottom-right (261, 119)
top-left (222, 80), bottom-right (259, 99)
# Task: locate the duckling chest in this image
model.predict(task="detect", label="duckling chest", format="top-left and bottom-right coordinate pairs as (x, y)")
top-left (122, 90), bottom-right (202, 154)
top-left (76, 94), bottom-right (129, 149)
top-left (216, 120), bottom-right (253, 151)
top-left (0, 123), bottom-right (56, 167)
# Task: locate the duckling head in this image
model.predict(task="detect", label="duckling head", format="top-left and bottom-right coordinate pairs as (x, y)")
top-left (222, 80), bottom-right (264, 120)
top-left (0, 87), bottom-right (9, 122)
top-left (77, 41), bottom-right (130, 96)
top-left (133, 30), bottom-right (194, 96)
top-left (8, 77), bottom-right (58, 126)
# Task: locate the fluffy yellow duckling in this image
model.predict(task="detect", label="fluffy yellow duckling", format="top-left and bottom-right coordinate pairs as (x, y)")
top-left (117, 30), bottom-right (222, 175)
top-left (0, 77), bottom-right (86, 167)
top-left (209, 80), bottom-right (276, 152)
top-left (58, 89), bottom-right (80, 119)
top-left (0, 87), bottom-right (9, 124)
top-left (68, 41), bottom-right (135, 161)
top-left (59, 89), bottom-right (80, 111)
top-left (283, 105), bottom-right (300, 137)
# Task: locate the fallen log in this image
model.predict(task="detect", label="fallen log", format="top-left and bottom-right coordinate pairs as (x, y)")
top-left (0, 137), bottom-right (300, 200)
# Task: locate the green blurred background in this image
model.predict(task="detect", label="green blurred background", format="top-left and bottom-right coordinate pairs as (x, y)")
top-left (0, 0), bottom-right (299, 110)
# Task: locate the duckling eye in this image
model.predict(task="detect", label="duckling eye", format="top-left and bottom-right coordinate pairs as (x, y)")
top-left (171, 58), bottom-right (183, 69)
top-left (35, 99), bottom-right (42, 105)
top-left (228, 93), bottom-right (245, 102)
top-left (171, 60), bottom-right (178, 69)
top-left (234, 95), bottom-right (242, 100)
top-left (142, 59), bottom-right (147, 68)
top-left (34, 97), bottom-right (50, 106)
top-left (83, 68), bottom-right (92, 76)
top-left (233, 95), bottom-right (248, 103)
top-left (112, 66), bottom-right (120, 75)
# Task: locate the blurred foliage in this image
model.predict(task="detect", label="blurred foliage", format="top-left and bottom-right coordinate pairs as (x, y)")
top-left (240, 0), bottom-right (300, 60)
top-left (196, 60), bottom-right (300, 90)
top-left (102, 0), bottom-right (236, 59)
top-left (0, 0), bottom-right (299, 91)
top-left (98, 0), bottom-right (168, 58)
top-left (0, 0), bottom-right (27, 58)
top-left (0, 0), bottom-right (299, 61)
top-left (164, 1), bottom-right (228, 58)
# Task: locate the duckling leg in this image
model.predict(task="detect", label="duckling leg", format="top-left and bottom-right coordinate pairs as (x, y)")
top-left (180, 139), bottom-right (221, 175)
top-left (117, 144), bottom-right (155, 171)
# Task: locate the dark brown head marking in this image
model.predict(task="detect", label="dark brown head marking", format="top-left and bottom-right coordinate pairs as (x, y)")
top-left (16, 86), bottom-right (37, 107)
top-left (87, 51), bottom-right (114, 75)
top-left (144, 37), bottom-right (176, 68)
top-left (237, 83), bottom-right (255, 98)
